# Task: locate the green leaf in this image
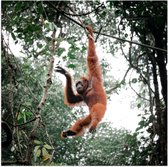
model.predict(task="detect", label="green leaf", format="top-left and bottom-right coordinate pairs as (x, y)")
top-left (81, 45), bottom-right (86, 53)
top-left (17, 112), bottom-right (23, 121)
top-left (34, 146), bottom-right (40, 154)
top-left (25, 111), bottom-right (33, 118)
top-left (23, 112), bottom-right (26, 122)
top-left (23, 102), bottom-right (32, 106)
top-left (57, 47), bottom-right (66, 57)
top-left (68, 64), bottom-right (76, 69)
top-left (11, 146), bottom-right (15, 152)
top-left (138, 120), bottom-right (145, 127)
top-left (68, 52), bottom-right (75, 59)
top-left (53, 23), bottom-right (57, 31)
top-left (44, 144), bottom-right (52, 150)
top-left (34, 140), bottom-right (42, 145)
top-left (15, 2), bottom-right (22, 11)
top-left (11, 32), bottom-right (16, 40)
top-left (135, 126), bottom-right (142, 132)
top-left (17, 111), bottom-right (25, 124)
top-left (35, 149), bottom-right (41, 158)
top-left (45, 22), bottom-right (55, 31)
top-left (137, 103), bottom-right (141, 108)
top-left (42, 147), bottom-right (49, 156)
top-left (49, 22), bottom-right (53, 31)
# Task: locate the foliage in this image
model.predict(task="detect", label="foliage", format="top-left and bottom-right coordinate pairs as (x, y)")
top-left (1, 1), bottom-right (167, 166)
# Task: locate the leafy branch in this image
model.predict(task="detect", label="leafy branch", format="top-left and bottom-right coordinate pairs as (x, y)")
top-left (107, 67), bottom-right (131, 93)
top-left (25, 29), bottom-right (56, 164)
top-left (47, 1), bottom-right (166, 53)
top-left (64, 3), bottom-right (104, 16)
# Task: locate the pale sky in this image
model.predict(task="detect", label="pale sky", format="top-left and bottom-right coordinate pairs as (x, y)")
top-left (93, 43), bottom-right (141, 132)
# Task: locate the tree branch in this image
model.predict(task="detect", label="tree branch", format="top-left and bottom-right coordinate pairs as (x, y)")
top-left (129, 70), bottom-right (150, 101)
top-left (25, 29), bottom-right (56, 164)
top-left (2, 36), bottom-right (39, 102)
top-left (2, 117), bottom-right (36, 127)
top-left (95, 26), bottom-right (103, 43)
top-left (64, 3), bottom-right (104, 16)
top-left (107, 67), bottom-right (131, 93)
top-left (47, 1), bottom-right (85, 29)
top-left (47, 2), bottom-right (167, 53)
top-left (96, 31), bottom-right (167, 53)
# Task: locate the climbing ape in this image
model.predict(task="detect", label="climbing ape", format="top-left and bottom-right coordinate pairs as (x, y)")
top-left (56, 25), bottom-right (107, 138)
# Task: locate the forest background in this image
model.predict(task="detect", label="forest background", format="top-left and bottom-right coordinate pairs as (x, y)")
top-left (1, 1), bottom-right (167, 165)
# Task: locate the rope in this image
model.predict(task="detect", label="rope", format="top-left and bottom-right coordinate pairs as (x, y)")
top-left (95, 31), bottom-right (167, 53)
top-left (47, 1), bottom-right (167, 53)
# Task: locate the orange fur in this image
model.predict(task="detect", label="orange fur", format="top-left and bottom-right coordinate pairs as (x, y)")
top-left (61, 26), bottom-right (107, 138)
